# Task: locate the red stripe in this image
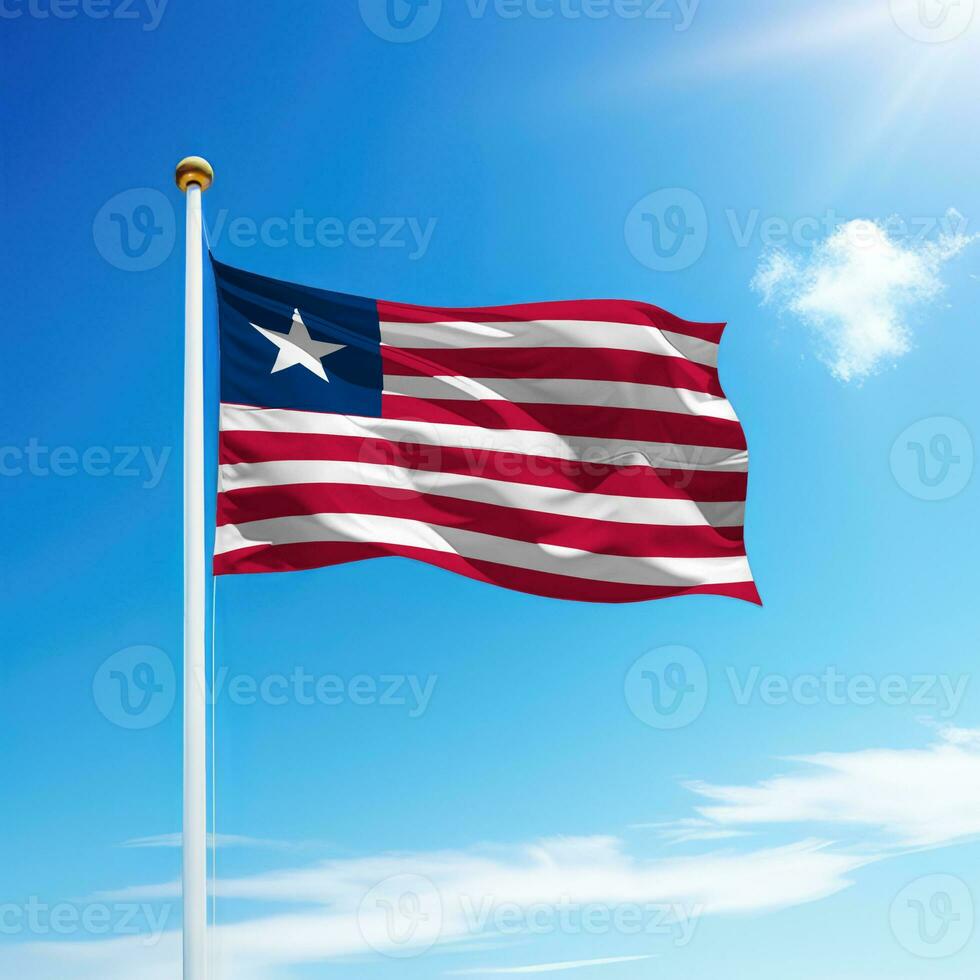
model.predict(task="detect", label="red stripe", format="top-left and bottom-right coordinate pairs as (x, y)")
top-left (377, 299), bottom-right (726, 345)
top-left (381, 347), bottom-right (724, 397)
top-left (217, 484), bottom-right (745, 558)
top-left (382, 395), bottom-right (747, 451)
top-left (219, 432), bottom-right (748, 502)
top-left (214, 541), bottom-right (761, 605)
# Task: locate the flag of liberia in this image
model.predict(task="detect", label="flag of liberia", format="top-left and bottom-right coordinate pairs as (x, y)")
top-left (213, 259), bottom-right (758, 604)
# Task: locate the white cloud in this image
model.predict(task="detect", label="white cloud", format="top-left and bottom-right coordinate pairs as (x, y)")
top-left (688, 727), bottom-right (980, 847)
top-left (121, 833), bottom-right (300, 851)
top-left (933, 724), bottom-right (980, 748)
top-left (752, 210), bottom-right (975, 381)
top-left (630, 818), bottom-right (751, 845)
top-left (447, 954), bottom-right (658, 974)
top-left (9, 729), bottom-right (980, 980)
top-left (98, 835), bottom-right (867, 918)
top-left (10, 838), bottom-right (868, 980)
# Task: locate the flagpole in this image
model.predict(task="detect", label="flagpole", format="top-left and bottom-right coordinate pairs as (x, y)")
top-left (175, 155), bottom-right (214, 980)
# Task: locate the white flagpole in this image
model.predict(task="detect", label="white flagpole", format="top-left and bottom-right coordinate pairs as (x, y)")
top-left (175, 155), bottom-right (214, 980)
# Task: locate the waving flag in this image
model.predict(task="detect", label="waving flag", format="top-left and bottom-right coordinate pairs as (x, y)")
top-left (213, 259), bottom-right (758, 603)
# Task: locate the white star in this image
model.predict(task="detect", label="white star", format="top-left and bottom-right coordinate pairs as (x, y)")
top-left (251, 309), bottom-right (346, 383)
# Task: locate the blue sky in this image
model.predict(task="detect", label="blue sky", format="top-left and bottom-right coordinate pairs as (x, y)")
top-left (2, 0), bottom-right (979, 977)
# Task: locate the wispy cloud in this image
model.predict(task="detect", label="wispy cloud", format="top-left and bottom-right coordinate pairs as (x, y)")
top-left (52, 837), bottom-right (869, 980)
top-left (630, 818), bottom-right (751, 845)
top-left (447, 954), bottom-right (657, 974)
top-left (687, 726), bottom-right (980, 847)
top-left (9, 728), bottom-right (980, 980)
top-left (121, 833), bottom-right (303, 851)
top-left (752, 210), bottom-right (975, 381)
top-left (99, 836), bottom-right (867, 916)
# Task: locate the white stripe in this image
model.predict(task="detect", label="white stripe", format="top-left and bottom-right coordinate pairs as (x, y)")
top-left (215, 513), bottom-right (752, 587)
top-left (219, 405), bottom-right (748, 473)
top-left (220, 460), bottom-right (746, 527)
top-left (382, 375), bottom-right (737, 421)
top-left (380, 320), bottom-right (719, 367)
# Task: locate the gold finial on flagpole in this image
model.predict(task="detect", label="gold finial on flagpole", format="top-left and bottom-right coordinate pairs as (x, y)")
top-left (175, 156), bottom-right (214, 192)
